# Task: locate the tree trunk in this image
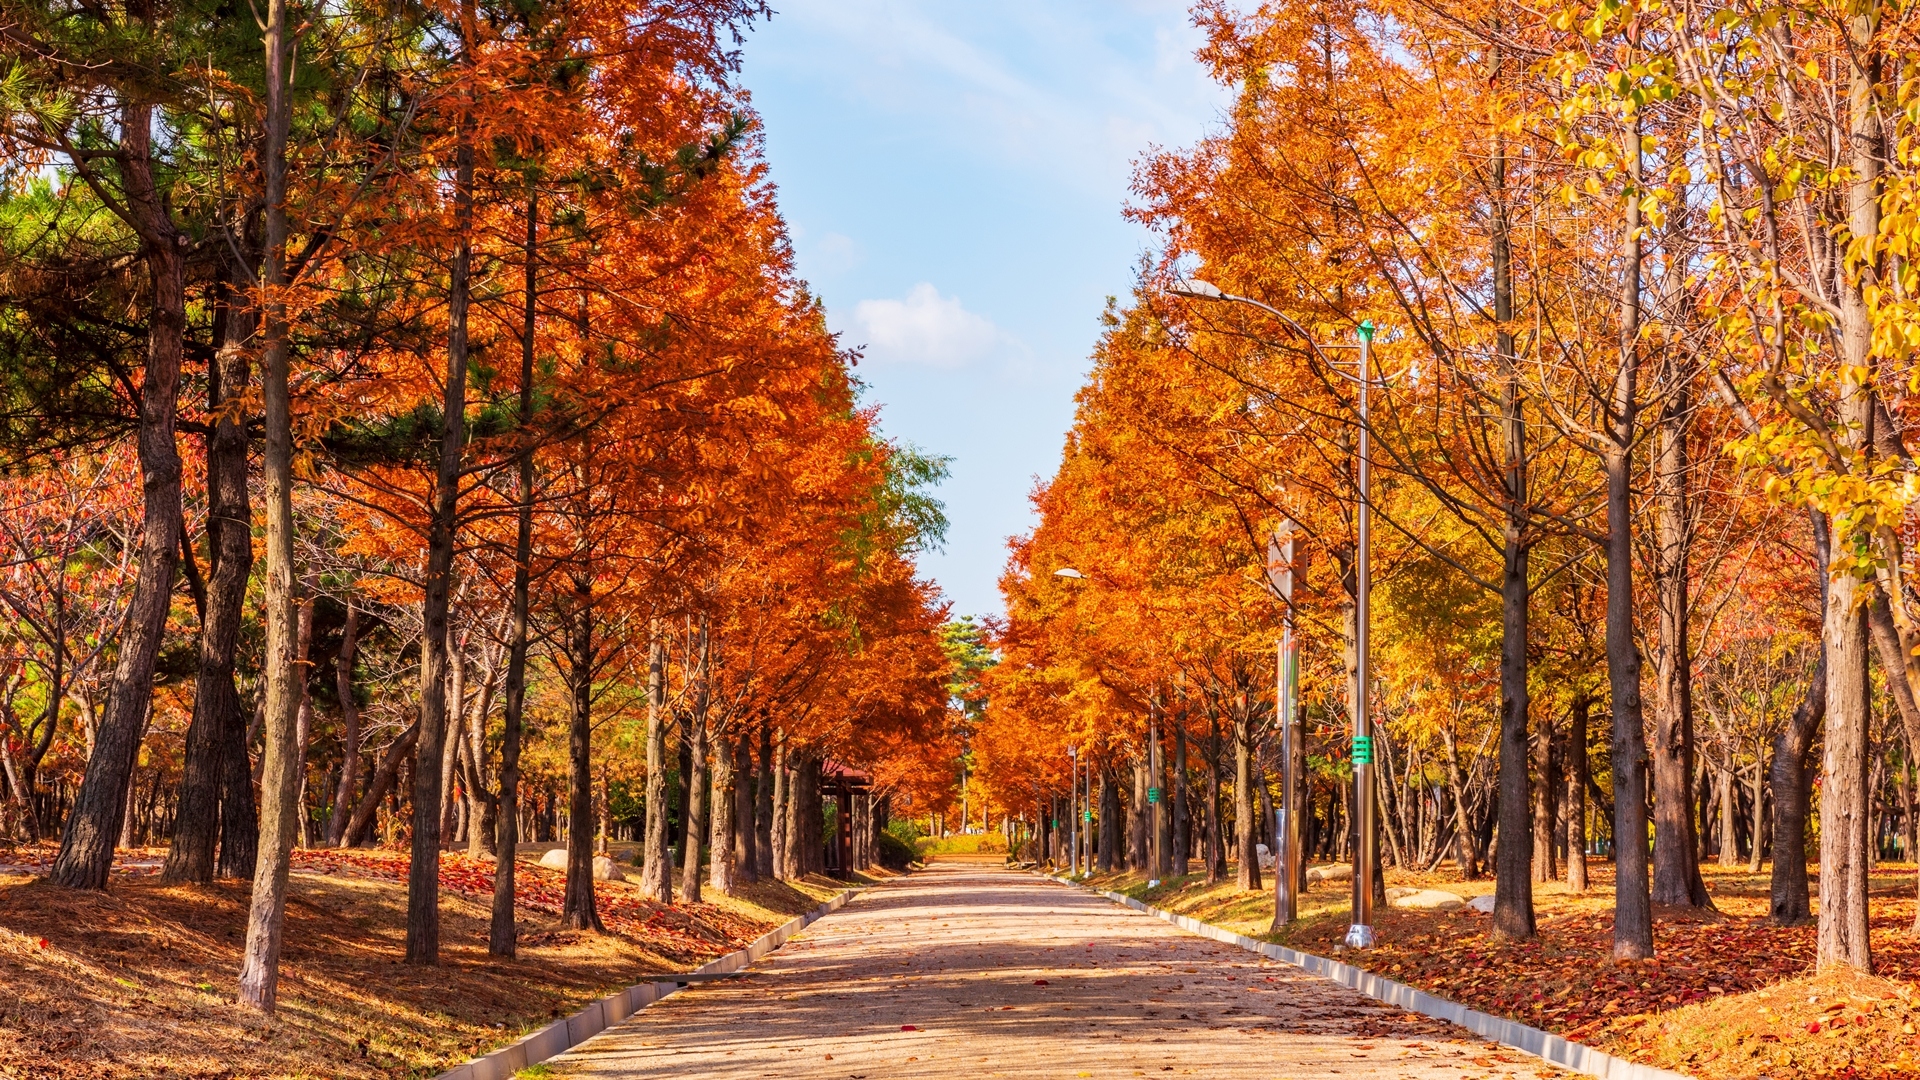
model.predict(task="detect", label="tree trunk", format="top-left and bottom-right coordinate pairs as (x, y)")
top-left (1130, 755), bottom-right (1149, 874)
top-left (1171, 721), bottom-right (1189, 876)
top-left (50, 99), bottom-right (186, 892)
top-left (770, 733), bottom-right (788, 880)
top-left (1492, 293), bottom-right (1534, 937)
top-left (292, 590), bottom-right (317, 849)
top-left (705, 729), bottom-right (730, 898)
top-left (491, 186), bottom-right (539, 956)
top-left (1150, 712), bottom-right (1170, 878)
top-left (640, 626), bottom-right (672, 901)
top-left (561, 600), bottom-right (601, 931)
top-left (1233, 710), bottom-right (1261, 891)
top-left (1440, 723), bottom-right (1478, 878)
top-left (1099, 767), bottom-right (1120, 872)
top-left (1803, 4), bottom-right (1880, 975)
top-left (343, 723), bottom-right (419, 847)
top-left (1531, 715), bottom-right (1555, 884)
top-left (1566, 693), bottom-right (1589, 892)
top-left (165, 267), bottom-right (256, 884)
top-left (237, 12), bottom-right (300, 1010)
top-left (1204, 721), bottom-right (1224, 884)
top-left (1603, 115), bottom-right (1653, 961)
top-left (1650, 374), bottom-right (1708, 909)
top-left (405, 73), bottom-right (475, 963)
top-left (1819, 589), bottom-right (1872, 970)
top-left (754, 723), bottom-right (775, 880)
top-left (218, 703), bottom-right (258, 879)
top-left (733, 733), bottom-right (756, 885)
top-left (324, 604), bottom-right (362, 846)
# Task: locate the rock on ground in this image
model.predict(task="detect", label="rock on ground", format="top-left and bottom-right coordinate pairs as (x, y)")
top-left (1386, 888), bottom-right (1465, 911)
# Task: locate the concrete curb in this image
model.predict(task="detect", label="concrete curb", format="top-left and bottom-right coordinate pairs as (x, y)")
top-left (1042, 873), bottom-right (1691, 1080)
top-left (433, 884), bottom-right (866, 1080)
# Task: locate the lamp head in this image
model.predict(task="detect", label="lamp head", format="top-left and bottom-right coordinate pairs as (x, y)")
top-left (1169, 277), bottom-right (1224, 300)
top-left (1053, 567), bottom-right (1085, 579)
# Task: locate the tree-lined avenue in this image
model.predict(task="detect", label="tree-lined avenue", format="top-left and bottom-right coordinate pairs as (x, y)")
top-left (548, 863), bottom-right (1565, 1079)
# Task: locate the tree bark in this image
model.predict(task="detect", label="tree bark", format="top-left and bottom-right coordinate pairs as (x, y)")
top-left (1605, 113), bottom-right (1653, 961)
top-left (1803, 2), bottom-right (1880, 975)
top-left (1204, 721), bottom-right (1224, 884)
top-left (1171, 720), bottom-right (1189, 876)
top-left (237, 8), bottom-right (300, 1010)
top-left (1566, 693), bottom-right (1589, 893)
top-left (1531, 714), bottom-right (1555, 884)
top-left (324, 603), bottom-right (362, 846)
top-left (754, 722), bottom-right (775, 880)
top-left (640, 625), bottom-right (672, 901)
top-left (1233, 708), bottom-right (1261, 891)
top-left (492, 184), bottom-right (539, 956)
top-left (560, 599), bottom-right (601, 930)
top-left (343, 723), bottom-right (418, 847)
top-left (770, 733), bottom-right (789, 880)
top-left (165, 267), bottom-right (256, 884)
top-left (1650, 372), bottom-right (1708, 908)
top-left (1491, 112), bottom-right (1534, 936)
top-left (404, 0), bottom-right (478, 964)
top-left (1440, 723), bottom-right (1478, 878)
top-left (50, 99), bottom-right (186, 892)
top-left (1150, 711), bottom-right (1170, 878)
top-left (1818, 592), bottom-right (1872, 969)
top-left (733, 733), bottom-right (756, 885)
top-left (706, 732), bottom-right (732, 898)
top-left (687, 627), bottom-right (715, 902)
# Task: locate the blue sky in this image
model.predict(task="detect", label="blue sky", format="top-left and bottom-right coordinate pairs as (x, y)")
top-left (741, 2), bottom-right (1228, 620)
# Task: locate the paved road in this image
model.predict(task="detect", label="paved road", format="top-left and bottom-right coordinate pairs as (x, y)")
top-left (550, 863), bottom-right (1564, 1079)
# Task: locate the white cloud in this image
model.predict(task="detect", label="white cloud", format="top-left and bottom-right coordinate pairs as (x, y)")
top-left (851, 283), bottom-right (1002, 368)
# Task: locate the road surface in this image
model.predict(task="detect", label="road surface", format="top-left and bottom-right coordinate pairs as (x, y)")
top-left (548, 863), bottom-right (1565, 1078)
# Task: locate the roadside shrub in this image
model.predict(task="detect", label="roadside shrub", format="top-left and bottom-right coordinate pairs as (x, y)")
top-left (876, 829), bottom-right (918, 870)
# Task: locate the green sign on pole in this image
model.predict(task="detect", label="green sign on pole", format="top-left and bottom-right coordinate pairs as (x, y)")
top-left (1147, 787), bottom-right (1161, 804)
top-left (1351, 735), bottom-right (1374, 766)
top-left (1084, 810), bottom-right (1093, 823)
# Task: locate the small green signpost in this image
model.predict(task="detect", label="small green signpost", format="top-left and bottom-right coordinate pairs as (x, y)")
top-left (1147, 787), bottom-right (1161, 804)
top-left (1351, 735), bottom-right (1373, 766)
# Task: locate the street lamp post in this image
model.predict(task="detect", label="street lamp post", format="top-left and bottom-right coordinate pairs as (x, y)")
top-left (1068, 746), bottom-right (1079, 876)
top-left (1268, 519), bottom-right (1303, 927)
top-left (1170, 278), bottom-right (1380, 950)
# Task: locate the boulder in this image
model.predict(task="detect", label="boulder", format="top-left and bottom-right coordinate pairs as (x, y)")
top-left (1255, 843), bottom-right (1276, 870)
top-left (1306, 863), bottom-right (1353, 884)
top-left (1387, 888), bottom-right (1465, 911)
top-left (534, 849), bottom-right (625, 881)
top-left (1466, 893), bottom-right (1496, 913)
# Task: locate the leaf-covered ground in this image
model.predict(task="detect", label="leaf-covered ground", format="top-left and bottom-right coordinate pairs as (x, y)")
top-left (0, 841), bottom-right (856, 1078)
top-left (1082, 858), bottom-right (1920, 1079)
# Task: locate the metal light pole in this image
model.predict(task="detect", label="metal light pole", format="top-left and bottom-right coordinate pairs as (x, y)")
top-left (1268, 520), bottom-right (1303, 926)
top-left (1068, 746), bottom-right (1079, 876)
top-left (1083, 750), bottom-right (1094, 875)
top-left (1169, 278), bottom-right (1382, 949)
top-left (1347, 321), bottom-right (1377, 950)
